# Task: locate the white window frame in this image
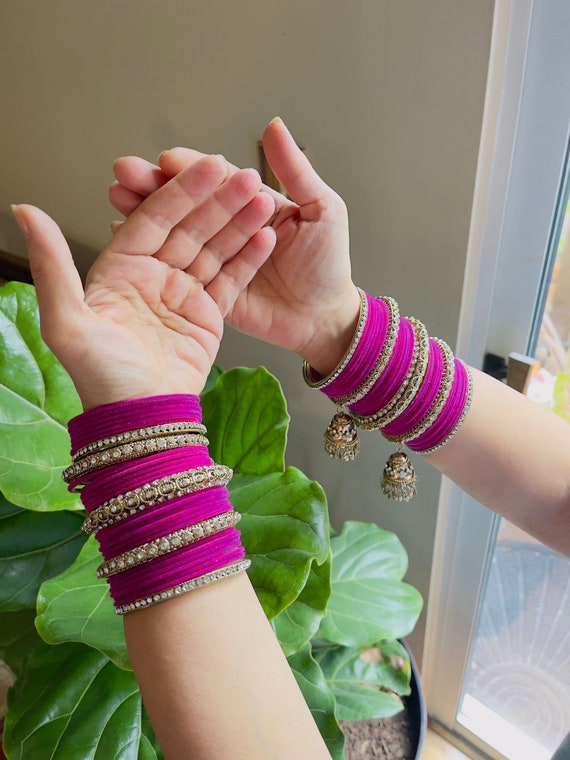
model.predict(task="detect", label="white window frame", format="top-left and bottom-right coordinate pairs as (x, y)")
top-left (422, 0), bottom-right (570, 757)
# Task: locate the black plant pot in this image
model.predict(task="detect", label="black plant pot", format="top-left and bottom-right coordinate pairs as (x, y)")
top-left (403, 640), bottom-right (427, 759)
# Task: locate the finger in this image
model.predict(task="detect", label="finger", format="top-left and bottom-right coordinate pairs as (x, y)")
top-left (159, 148), bottom-right (289, 210)
top-left (113, 156), bottom-right (166, 196)
top-left (107, 155), bottom-right (228, 256)
top-left (186, 191), bottom-right (275, 285)
top-left (207, 226), bottom-right (277, 317)
top-left (262, 117), bottom-right (330, 206)
top-left (110, 220), bottom-right (124, 234)
top-left (11, 205), bottom-right (87, 346)
top-left (158, 147), bottom-right (215, 178)
top-left (156, 169), bottom-right (267, 271)
top-left (109, 181), bottom-right (144, 216)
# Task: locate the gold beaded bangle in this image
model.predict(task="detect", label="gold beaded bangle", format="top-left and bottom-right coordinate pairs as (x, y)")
top-left (97, 511), bottom-right (241, 579)
top-left (416, 363), bottom-right (474, 455)
top-left (383, 338), bottom-right (455, 444)
top-left (302, 288), bottom-right (367, 390)
top-left (71, 422), bottom-right (207, 462)
top-left (350, 318), bottom-right (429, 431)
top-left (331, 296), bottom-right (400, 407)
top-left (64, 433), bottom-right (210, 484)
top-left (82, 464), bottom-right (233, 535)
top-left (114, 559), bottom-right (252, 615)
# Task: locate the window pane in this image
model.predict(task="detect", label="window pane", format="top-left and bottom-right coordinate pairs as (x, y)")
top-left (457, 203), bottom-right (570, 758)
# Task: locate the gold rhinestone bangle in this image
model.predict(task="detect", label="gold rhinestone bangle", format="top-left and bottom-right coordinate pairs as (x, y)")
top-left (114, 559), bottom-right (252, 615)
top-left (331, 296), bottom-right (400, 407)
top-left (64, 433), bottom-right (209, 484)
top-left (417, 363), bottom-right (473, 455)
top-left (72, 422), bottom-right (207, 462)
top-left (302, 288), bottom-right (367, 390)
top-left (82, 464), bottom-right (233, 535)
top-left (97, 511), bottom-right (241, 579)
top-left (351, 318), bottom-right (429, 431)
top-left (383, 339), bottom-right (455, 444)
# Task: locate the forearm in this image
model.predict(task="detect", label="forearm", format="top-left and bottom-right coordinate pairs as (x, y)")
top-left (303, 289), bottom-right (570, 556)
top-left (125, 573), bottom-right (331, 760)
top-left (429, 367), bottom-right (570, 554)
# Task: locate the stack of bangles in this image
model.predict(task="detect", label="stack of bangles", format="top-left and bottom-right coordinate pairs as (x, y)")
top-left (62, 395), bottom-right (249, 614)
top-left (303, 288), bottom-right (473, 502)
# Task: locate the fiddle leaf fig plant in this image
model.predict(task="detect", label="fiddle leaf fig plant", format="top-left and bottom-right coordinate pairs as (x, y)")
top-left (0, 282), bottom-right (422, 760)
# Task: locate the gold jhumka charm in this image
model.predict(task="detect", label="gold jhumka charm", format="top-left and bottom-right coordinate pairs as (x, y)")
top-left (324, 411), bottom-right (360, 461)
top-left (380, 449), bottom-right (417, 501)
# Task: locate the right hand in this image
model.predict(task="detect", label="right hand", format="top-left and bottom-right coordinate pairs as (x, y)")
top-left (110, 118), bottom-right (361, 376)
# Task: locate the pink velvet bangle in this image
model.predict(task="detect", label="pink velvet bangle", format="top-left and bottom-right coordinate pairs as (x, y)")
top-left (68, 395), bottom-right (203, 454)
top-left (108, 528), bottom-right (245, 605)
top-left (348, 317), bottom-right (414, 415)
top-left (408, 360), bottom-right (469, 452)
top-left (79, 448), bottom-right (212, 512)
top-left (97, 486), bottom-right (232, 558)
top-left (382, 339), bottom-right (442, 438)
top-left (306, 295), bottom-right (389, 398)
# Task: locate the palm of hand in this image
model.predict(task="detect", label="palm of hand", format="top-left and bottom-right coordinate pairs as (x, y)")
top-left (226, 195), bottom-right (351, 355)
top-left (75, 253), bottom-right (222, 408)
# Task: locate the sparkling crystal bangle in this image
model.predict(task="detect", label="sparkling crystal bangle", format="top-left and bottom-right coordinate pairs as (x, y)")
top-left (82, 464), bottom-right (233, 535)
top-left (71, 421), bottom-right (207, 461)
top-left (113, 559), bottom-right (251, 615)
top-left (302, 288), bottom-right (367, 389)
top-left (64, 432), bottom-right (210, 484)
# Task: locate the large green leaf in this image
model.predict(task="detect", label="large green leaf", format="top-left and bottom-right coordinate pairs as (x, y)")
top-left (272, 552), bottom-right (331, 656)
top-left (0, 282), bottom-right (81, 511)
top-left (0, 495), bottom-right (86, 612)
top-left (36, 536), bottom-right (129, 670)
top-left (313, 639), bottom-right (411, 721)
top-left (0, 610), bottom-right (41, 677)
top-left (231, 469), bottom-right (329, 619)
top-left (287, 643), bottom-right (345, 760)
top-left (201, 366), bottom-right (289, 474)
top-left (3, 641), bottom-right (144, 760)
top-left (317, 521), bottom-right (423, 648)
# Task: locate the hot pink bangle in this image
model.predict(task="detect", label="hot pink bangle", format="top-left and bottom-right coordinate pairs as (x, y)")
top-left (304, 294), bottom-right (388, 395)
top-left (68, 394), bottom-right (203, 454)
top-left (408, 361), bottom-right (472, 453)
top-left (109, 529), bottom-right (246, 605)
top-left (97, 486), bottom-right (232, 558)
top-left (348, 317), bottom-right (414, 415)
top-left (382, 339), bottom-right (442, 438)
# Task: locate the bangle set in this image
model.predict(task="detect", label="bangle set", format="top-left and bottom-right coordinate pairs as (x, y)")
top-left (64, 395), bottom-right (249, 614)
top-left (303, 291), bottom-right (473, 502)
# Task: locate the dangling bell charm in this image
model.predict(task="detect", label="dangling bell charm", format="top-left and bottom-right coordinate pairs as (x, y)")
top-left (381, 450), bottom-right (417, 501)
top-left (324, 411), bottom-right (360, 461)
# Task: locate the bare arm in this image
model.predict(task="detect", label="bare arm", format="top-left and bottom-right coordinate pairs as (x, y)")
top-left (13, 162), bottom-right (331, 760)
top-left (110, 118), bottom-right (570, 557)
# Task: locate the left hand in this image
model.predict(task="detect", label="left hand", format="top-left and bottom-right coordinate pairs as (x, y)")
top-left (13, 156), bottom-right (276, 410)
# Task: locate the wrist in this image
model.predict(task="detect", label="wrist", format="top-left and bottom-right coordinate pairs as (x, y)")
top-left (299, 285), bottom-right (361, 376)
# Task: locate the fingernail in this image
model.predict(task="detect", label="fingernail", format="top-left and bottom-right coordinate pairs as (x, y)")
top-left (113, 156), bottom-right (127, 167)
top-left (269, 116), bottom-right (284, 127)
top-left (157, 150), bottom-right (170, 163)
top-left (11, 204), bottom-right (29, 239)
top-left (110, 220), bottom-right (123, 233)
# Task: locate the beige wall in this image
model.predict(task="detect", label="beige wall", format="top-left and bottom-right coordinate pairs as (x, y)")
top-left (0, 0), bottom-right (494, 665)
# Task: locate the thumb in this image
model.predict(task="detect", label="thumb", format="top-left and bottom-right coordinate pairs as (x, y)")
top-left (11, 204), bottom-right (86, 349)
top-left (262, 117), bottom-right (331, 206)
